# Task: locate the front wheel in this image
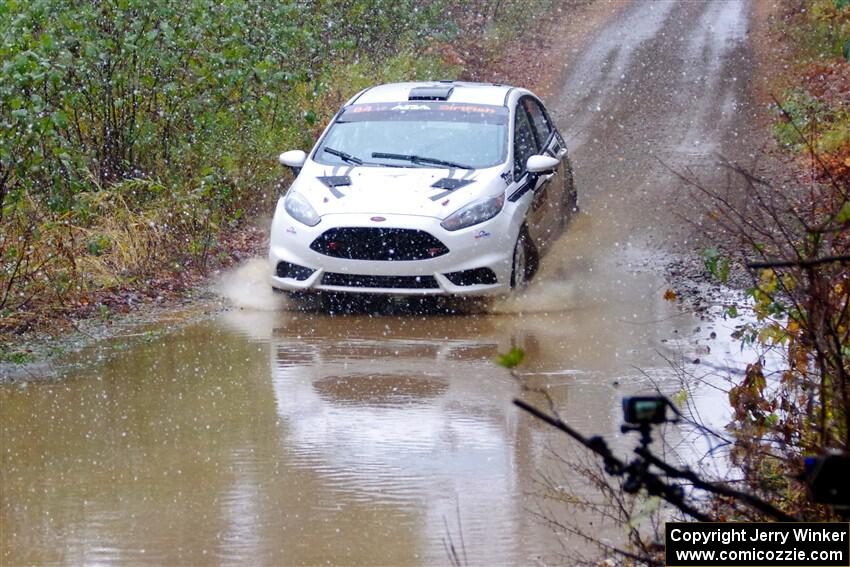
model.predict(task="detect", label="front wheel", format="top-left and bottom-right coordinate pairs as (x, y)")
top-left (562, 159), bottom-right (578, 216)
top-left (511, 230), bottom-right (530, 290)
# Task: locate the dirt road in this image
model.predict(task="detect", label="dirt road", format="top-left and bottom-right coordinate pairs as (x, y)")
top-left (1, 2), bottom-right (761, 565)
top-left (557, 0), bottom-right (757, 247)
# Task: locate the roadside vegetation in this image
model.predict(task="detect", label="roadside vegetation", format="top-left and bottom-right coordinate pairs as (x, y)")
top-left (772, 0), bottom-right (850, 183)
top-left (716, 0), bottom-right (850, 519)
top-left (0, 0), bottom-right (569, 359)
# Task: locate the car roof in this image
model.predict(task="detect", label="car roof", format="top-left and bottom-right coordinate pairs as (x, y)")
top-left (349, 81), bottom-right (518, 107)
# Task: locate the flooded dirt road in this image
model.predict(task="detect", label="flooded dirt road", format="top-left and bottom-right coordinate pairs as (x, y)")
top-left (2, 2), bottom-right (760, 565)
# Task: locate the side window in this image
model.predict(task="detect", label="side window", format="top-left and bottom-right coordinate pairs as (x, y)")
top-left (513, 105), bottom-right (539, 178)
top-left (523, 97), bottom-right (553, 148)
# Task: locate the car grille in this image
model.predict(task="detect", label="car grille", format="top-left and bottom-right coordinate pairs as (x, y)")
top-left (321, 272), bottom-right (440, 289)
top-left (310, 227), bottom-right (449, 261)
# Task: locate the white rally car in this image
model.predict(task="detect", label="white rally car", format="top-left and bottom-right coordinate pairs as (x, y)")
top-left (269, 81), bottom-right (576, 297)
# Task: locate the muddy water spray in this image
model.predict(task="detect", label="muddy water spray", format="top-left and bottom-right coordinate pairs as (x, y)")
top-left (217, 258), bottom-right (286, 311)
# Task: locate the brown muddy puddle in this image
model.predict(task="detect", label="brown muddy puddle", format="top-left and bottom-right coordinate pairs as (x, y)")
top-left (0, 215), bottom-right (748, 566)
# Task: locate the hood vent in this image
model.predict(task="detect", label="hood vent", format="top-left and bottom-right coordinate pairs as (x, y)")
top-left (318, 175), bottom-right (352, 188)
top-left (431, 178), bottom-right (473, 190)
top-left (318, 175), bottom-right (351, 198)
top-left (409, 85), bottom-right (454, 101)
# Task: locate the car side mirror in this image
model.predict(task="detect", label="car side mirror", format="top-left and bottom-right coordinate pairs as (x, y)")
top-left (526, 154), bottom-right (560, 174)
top-left (279, 150), bottom-right (307, 175)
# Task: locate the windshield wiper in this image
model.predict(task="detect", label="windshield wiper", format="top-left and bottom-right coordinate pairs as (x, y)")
top-left (323, 146), bottom-right (363, 166)
top-left (371, 152), bottom-right (472, 170)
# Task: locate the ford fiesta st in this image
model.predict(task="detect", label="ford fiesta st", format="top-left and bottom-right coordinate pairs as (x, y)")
top-left (269, 81), bottom-right (577, 297)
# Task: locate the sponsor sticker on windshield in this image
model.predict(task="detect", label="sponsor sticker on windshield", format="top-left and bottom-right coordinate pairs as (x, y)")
top-left (342, 102), bottom-right (508, 124)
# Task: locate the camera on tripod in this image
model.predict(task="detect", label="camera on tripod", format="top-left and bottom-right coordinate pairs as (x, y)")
top-left (804, 452), bottom-right (850, 509)
top-left (622, 396), bottom-right (670, 425)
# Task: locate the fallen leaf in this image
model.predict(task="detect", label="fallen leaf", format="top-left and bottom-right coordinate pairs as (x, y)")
top-left (496, 347), bottom-right (525, 369)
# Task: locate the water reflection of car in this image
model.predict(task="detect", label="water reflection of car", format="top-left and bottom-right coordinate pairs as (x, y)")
top-left (215, 311), bottom-right (523, 547)
top-left (269, 81), bottom-right (577, 297)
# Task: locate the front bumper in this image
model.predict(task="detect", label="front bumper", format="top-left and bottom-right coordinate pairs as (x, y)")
top-left (268, 211), bottom-right (518, 296)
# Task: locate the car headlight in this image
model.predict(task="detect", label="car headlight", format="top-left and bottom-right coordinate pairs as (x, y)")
top-left (284, 190), bottom-right (320, 227)
top-left (440, 193), bottom-right (505, 231)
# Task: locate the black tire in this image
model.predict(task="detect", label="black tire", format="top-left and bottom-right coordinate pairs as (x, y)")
top-left (564, 158), bottom-right (578, 215)
top-left (511, 229), bottom-right (530, 290)
top-left (555, 160), bottom-right (578, 233)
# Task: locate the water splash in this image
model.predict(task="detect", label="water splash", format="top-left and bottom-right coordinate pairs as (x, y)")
top-left (217, 258), bottom-right (286, 311)
top-left (492, 214), bottom-right (598, 314)
top-left (492, 279), bottom-right (581, 314)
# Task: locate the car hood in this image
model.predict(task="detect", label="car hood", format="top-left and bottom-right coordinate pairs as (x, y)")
top-left (293, 163), bottom-right (507, 219)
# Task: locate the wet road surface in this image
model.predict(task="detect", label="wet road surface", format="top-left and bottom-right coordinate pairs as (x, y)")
top-left (2, 2), bottom-right (760, 565)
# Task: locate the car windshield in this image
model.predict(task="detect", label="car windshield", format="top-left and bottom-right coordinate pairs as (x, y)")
top-left (314, 102), bottom-right (509, 169)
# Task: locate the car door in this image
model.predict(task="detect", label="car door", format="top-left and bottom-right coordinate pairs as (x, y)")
top-left (510, 100), bottom-right (548, 250)
top-left (522, 96), bottom-right (566, 245)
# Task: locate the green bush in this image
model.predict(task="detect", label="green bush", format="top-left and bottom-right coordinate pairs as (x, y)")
top-left (0, 0), bottom-right (463, 315)
top-left (773, 88), bottom-right (850, 154)
top-left (790, 0), bottom-right (850, 60)
top-left (0, 0), bottom-right (452, 215)
top-left (772, 89), bottom-right (831, 150)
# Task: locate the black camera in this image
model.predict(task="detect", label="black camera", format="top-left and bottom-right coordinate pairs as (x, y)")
top-left (804, 452), bottom-right (850, 507)
top-left (622, 396), bottom-right (669, 425)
